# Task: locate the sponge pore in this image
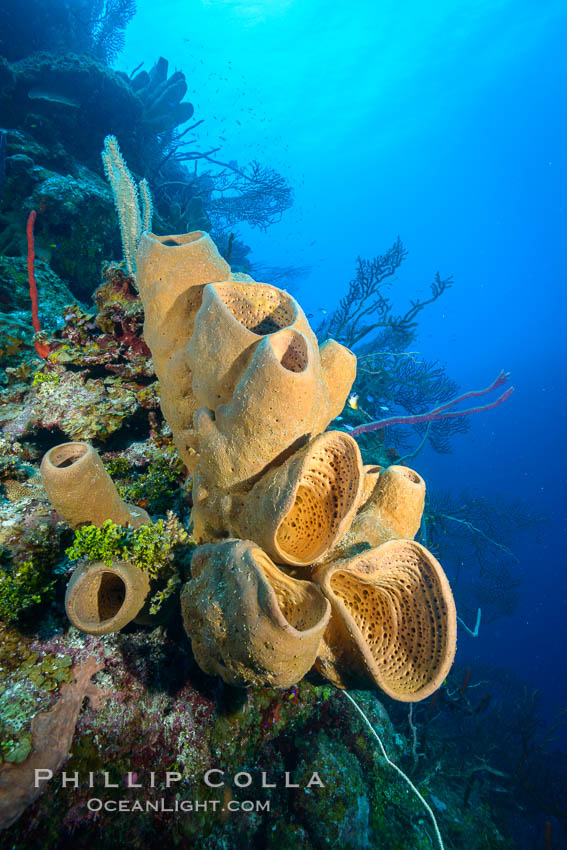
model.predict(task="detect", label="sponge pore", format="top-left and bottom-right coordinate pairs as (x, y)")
top-left (216, 282), bottom-right (297, 334)
top-left (276, 435), bottom-right (362, 564)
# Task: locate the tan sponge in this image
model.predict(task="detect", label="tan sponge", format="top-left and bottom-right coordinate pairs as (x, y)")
top-left (135, 231), bottom-right (230, 471)
top-left (65, 560), bottom-right (151, 635)
top-left (40, 442), bottom-right (149, 529)
top-left (181, 540), bottom-right (331, 688)
top-left (312, 539), bottom-right (457, 701)
top-left (233, 431), bottom-right (363, 566)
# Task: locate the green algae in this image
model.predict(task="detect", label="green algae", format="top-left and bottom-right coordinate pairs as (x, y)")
top-left (66, 514), bottom-right (193, 614)
top-left (0, 559), bottom-right (56, 624)
top-left (115, 452), bottom-right (187, 515)
top-left (31, 370), bottom-right (60, 387)
top-left (0, 510), bottom-right (66, 624)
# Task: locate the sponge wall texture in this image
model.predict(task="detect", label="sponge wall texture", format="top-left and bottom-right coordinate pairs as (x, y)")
top-left (313, 539), bottom-right (457, 701)
top-left (181, 539), bottom-right (331, 688)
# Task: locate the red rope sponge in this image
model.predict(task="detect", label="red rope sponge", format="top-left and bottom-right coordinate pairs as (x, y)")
top-left (26, 209), bottom-right (50, 358)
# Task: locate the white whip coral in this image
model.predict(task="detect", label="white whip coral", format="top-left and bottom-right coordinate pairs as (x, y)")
top-left (101, 134), bottom-right (153, 279)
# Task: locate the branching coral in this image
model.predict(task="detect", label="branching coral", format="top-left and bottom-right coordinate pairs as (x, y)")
top-left (315, 238), bottom-right (451, 349)
top-left (0, 0), bottom-right (135, 63)
top-left (350, 370), bottom-right (514, 440)
top-left (89, 0), bottom-right (137, 64)
top-left (354, 351), bottom-right (470, 454)
top-left (321, 240), bottom-right (513, 460)
top-left (205, 159), bottom-right (293, 231)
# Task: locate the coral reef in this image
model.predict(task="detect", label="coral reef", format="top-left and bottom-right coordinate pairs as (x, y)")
top-left (0, 127), bottom-right (120, 299)
top-left (27, 227), bottom-right (456, 707)
top-left (0, 7), bottom-right (546, 843)
top-left (0, 118), bottom-right (524, 849)
top-left (0, 240), bottom-right (520, 847)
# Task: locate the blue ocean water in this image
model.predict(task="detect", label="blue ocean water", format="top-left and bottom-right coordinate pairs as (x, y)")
top-left (119, 0), bottom-right (567, 722)
top-left (0, 0), bottom-right (566, 845)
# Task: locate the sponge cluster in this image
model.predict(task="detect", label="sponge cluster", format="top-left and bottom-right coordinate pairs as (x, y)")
top-left (132, 230), bottom-right (457, 701)
top-left (39, 230), bottom-right (457, 702)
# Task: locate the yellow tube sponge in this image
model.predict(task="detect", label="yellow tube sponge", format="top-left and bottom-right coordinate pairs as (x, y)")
top-left (312, 539), bottom-right (457, 701)
top-left (193, 328), bottom-right (327, 495)
top-left (318, 339), bottom-right (358, 425)
top-left (180, 540), bottom-right (331, 688)
top-left (233, 431), bottom-right (363, 567)
top-left (187, 281), bottom-right (318, 410)
top-left (366, 464), bottom-right (426, 539)
top-left (40, 442), bottom-right (149, 529)
top-left (329, 464), bottom-right (426, 556)
top-left (135, 231), bottom-right (230, 470)
top-left (65, 560), bottom-right (151, 635)
top-left (358, 464), bottom-right (383, 509)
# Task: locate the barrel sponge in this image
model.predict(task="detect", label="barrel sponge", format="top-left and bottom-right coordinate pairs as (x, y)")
top-left (312, 540), bottom-right (457, 701)
top-left (193, 328), bottom-right (328, 495)
top-left (233, 431), bottom-right (364, 567)
top-left (187, 281), bottom-right (319, 410)
top-left (180, 540), bottom-right (331, 688)
top-left (65, 560), bottom-right (151, 635)
top-left (40, 442), bottom-right (149, 529)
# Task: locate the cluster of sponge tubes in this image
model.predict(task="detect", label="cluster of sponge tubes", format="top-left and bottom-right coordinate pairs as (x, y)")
top-left (40, 231), bottom-right (457, 703)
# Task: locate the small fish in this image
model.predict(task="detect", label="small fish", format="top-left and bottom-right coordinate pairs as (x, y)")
top-left (380, 405), bottom-right (389, 411)
top-left (367, 394), bottom-right (374, 402)
top-left (319, 308), bottom-right (327, 314)
top-left (306, 312), bottom-right (314, 318)
top-left (348, 394), bottom-right (359, 410)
